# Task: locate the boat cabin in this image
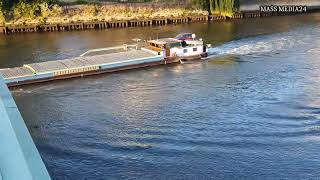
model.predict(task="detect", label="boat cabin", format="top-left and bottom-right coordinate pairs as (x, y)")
top-left (146, 33), bottom-right (206, 58)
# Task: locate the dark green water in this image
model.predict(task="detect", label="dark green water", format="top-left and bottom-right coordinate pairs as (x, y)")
top-left (1, 13), bottom-right (320, 179)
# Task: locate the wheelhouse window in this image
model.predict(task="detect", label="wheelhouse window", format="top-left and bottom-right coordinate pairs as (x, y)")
top-left (193, 48), bottom-right (197, 52)
top-left (183, 49), bottom-right (188, 53)
top-left (168, 42), bottom-right (182, 48)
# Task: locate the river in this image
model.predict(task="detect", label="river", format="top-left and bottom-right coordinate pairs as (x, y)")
top-left (1, 13), bottom-right (320, 179)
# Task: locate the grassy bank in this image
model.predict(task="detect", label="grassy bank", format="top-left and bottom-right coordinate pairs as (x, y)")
top-left (0, 0), bottom-right (239, 26)
top-left (1, 1), bottom-right (208, 25)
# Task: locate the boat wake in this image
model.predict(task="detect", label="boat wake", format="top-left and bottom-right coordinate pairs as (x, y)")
top-left (206, 25), bottom-right (319, 59)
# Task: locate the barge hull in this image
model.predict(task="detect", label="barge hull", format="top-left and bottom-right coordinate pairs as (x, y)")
top-left (6, 57), bottom-right (180, 87)
top-left (1, 49), bottom-right (168, 87)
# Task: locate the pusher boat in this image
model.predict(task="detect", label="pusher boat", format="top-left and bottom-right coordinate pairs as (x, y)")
top-left (145, 33), bottom-right (208, 63)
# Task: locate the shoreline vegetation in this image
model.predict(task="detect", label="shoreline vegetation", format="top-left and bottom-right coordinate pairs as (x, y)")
top-left (0, 0), bottom-right (239, 25)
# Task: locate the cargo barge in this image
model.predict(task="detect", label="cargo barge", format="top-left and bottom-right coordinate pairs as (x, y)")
top-left (0, 33), bottom-right (209, 87)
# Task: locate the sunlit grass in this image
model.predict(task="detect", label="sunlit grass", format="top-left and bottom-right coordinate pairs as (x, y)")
top-left (0, 10), bottom-right (4, 25)
top-left (3, 2), bottom-right (208, 25)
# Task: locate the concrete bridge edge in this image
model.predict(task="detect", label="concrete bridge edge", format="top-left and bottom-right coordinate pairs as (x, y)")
top-left (0, 75), bottom-right (51, 180)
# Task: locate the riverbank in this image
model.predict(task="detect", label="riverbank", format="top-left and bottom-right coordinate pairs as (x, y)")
top-left (1, 0), bottom-right (320, 35)
top-left (0, 2), bottom-right (207, 26)
top-left (1, 9), bottom-right (317, 35)
top-left (0, 2), bottom-right (210, 34)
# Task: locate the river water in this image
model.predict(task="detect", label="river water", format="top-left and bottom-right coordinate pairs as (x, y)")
top-left (1, 13), bottom-right (320, 179)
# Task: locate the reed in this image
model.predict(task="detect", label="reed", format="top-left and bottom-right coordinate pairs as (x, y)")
top-left (210, 0), bottom-right (239, 16)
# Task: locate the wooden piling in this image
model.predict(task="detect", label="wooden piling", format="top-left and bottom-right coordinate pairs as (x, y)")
top-left (0, 26), bottom-right (5, 34)
top-left (108, 20), bottom-right (128, 28)
top-left (63, 22), bottom-right (83, 30)
top-left (230, 12), bottom-right (243, 19)
top-left (40, 24), bottom-right (59, 32)
top-left (5, 25), bottom-right (37, 34)
top-left (243, 11), bottom-right (261, 18)
top-left (168, 17), bottom-right (189, 24)
top-left (0, 26), bottom-right (6, 34)
top-left (152, 18), bottom-right (167, 26)
top-left (210, 14), bottom-right (226, 21)
top-left (190, 15), bottom-right (209, 22)
top-left (83, 22), bottom-right (95, 29)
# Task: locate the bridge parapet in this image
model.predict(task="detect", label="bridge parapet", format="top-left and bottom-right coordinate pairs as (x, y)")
top-left (0, 75), bottom-right (50, 180)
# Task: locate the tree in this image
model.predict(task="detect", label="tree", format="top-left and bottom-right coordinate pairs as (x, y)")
top-left (192, 0), bottom-right (239, 16)
top-left (209, 0), bottom-right (239, 16)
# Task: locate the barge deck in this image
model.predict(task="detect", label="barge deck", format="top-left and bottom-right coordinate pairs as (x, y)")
top-left (0, 48), bottom-right (168, 87)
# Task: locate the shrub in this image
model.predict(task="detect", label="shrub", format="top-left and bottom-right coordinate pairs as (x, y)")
top-left (13, 0), bottom-right (39, 20)
top-left (50, 4), bottom-right (63, 16)
top-left (0, 10), bottom-right (5, 24)
top-left (82, 4), bottom-right (99, 17)
top-left (39, 2), bottom-right (50, 18)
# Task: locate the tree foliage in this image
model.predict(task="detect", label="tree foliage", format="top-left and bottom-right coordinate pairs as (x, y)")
top-left (13, 0), bottom-right (40, 19)
top-left (0, 0), bottom-right (63, 24)
top-left (210, 0), bottom-right (239, 15)
top-left (192, 0), bottom-right (239, 16)
top-left (2, 0), bottom-right (57, 11)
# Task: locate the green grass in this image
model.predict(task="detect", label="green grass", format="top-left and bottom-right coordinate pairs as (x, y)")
top-left (2, 2), bottom-right (207, 25)
top-left (0, 0), bottom-right (239, 25)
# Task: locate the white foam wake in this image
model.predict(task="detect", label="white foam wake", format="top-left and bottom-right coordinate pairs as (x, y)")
top-left (206, 26), bottom-right (318, 59)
